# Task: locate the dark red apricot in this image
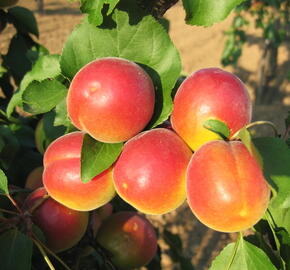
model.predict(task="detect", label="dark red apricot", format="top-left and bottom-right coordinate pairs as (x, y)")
top-left (96, 211), bottom-right (157, 270)
top-left (23, 187), bottom-right (89, 252)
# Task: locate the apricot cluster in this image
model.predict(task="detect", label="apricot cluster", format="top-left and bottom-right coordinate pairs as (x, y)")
top-left (171, 68), bottom-right (270, 233)
top-left (60, 58), bottom-right (270, 231)
top-left (32, 57), bottom-right (271, 268)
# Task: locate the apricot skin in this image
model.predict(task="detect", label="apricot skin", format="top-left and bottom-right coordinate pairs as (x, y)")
top-left (186, 140), bottom-right (270, 233)
top-left (24, 188), bottom-right (88, 252)
top-left (113, 128), bottom-right (192, 215)
top-left (96, 211), bottom-right (157, 270)
top-left (67, 57), bottom-right (155, 143)
top-left (43, 132), bottom-right (115, 211)
top-left (25, 166), bottom-right (44, 190)
top-left (171, 68), bottom-right (252, 150)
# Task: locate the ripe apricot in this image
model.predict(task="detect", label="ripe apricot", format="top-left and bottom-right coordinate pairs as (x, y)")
top-left (96, 211), bottom-right (157, 270)
top-left (23, 188), bottom-right (88, 252)
top-left (67, 57), bottom-right (155, 143)
top-left (187, 140), bottom-right (270, 232)
top-left (25, 166), bottom-right (43, 190)
top-left (43, 132), bottom-right (115, 211)
top-left (113, 128), bottom-right (192, 215)
top-left (171, 68), bottom-right (252, 150)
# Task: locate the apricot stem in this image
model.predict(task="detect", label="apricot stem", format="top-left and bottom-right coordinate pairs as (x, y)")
top-left (265, 210), bottom-right (280, 248)
top-left (28, 194), bottom-right (50, 214)
top-left (32, 233), bottom-right (72, 270)
top-left (32, 237), bottom-right (56, 270)
top-left (0, 207), bottom-right (18, 215)
top-left (225, 233), bottom-right (242, 270)
top-left (6, 194), bottom-right (22, 213)
top-left (282, 125), bottom-right (290, 140)
top-left (245, 121), bottom-right (279, 137)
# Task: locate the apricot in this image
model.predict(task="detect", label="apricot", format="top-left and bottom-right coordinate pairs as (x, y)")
top-left (95, 203), bottom-right (113, 221)
top-left (25, 166), bottom-right (43, 190)
top-left (171, 68), bottom-right (252, 150)
top-left (90, 203), bottom-right (113, 237)
top-left (113, 128), bottom-right (192, 215)
top-left (43, 132), bottom-right (115, 211)
top-left (67, 57), bottom-right (155, 143)
top-left (96, 211), bottom-right (157, 270)
top-left (187, 140), bottom-right (270, 232)
top-left (23, 187), bottom-right (88, 252)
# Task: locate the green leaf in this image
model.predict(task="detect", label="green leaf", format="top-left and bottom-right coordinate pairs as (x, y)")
top-left (81, 134), bottom-right (123, 183)
top-left (253, 137), bottom-right (290, 209)
top-left (20, 54), bottom-right (61, 90)
top-left (6, 89), bottom-right (22, 118)
top-left (22, 79), bottom-right (67, 114)
top-left (233, 127), bottom-right (262, 166)
top-left (60, 1), bottom-right (181, 127)
top-left (0, 169), bottom-right (9, 195)
top-left (35, 114), bottom-right (67, 154)
top-left (43, 111), bottom-right (67, 141)
top-left (7, 55), bottom-right (61, 117)
top-left (80, 0), bottom-right (119, 26)
top-left (269, 208), bottom-right (290, 236)
top-left (276, 228), bottom-right (290, 269)
top-left (0, 137), bottom-right (5, 152)
top-left (3, 34), bottom-right (35, 85)
top-left (182, 0), bottom-right (246, 26)
top-left (54, 98), bottom-right (74, 130)
top-left (203, 119), bottom-right (230, 139)
top-left (8, 7), bottom-right (38, 36)
top-left (0, 229), bottom-right (33, 270)
top-left (0, 126), bottom-right (20, 171)
top-left (210, 238), bottom-right (277, 270)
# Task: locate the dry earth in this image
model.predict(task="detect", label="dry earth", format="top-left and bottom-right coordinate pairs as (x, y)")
top-left (1, 1), bottom-right (290, 269)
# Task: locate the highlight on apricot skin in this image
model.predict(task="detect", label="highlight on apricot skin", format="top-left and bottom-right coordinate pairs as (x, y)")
top-left (96, 211), bottom-right (157, 270)
top-left (67, 57), bottom-right (155, 143)
top-left (43, 132), bottom-right (115, 211)
top-left (186, 140), bottom-right (270, 233)
top-left (171, 68), bottom-right (252, 151)
top-left (113, 128), bottom-right (192, 215)
top-left (23, 187), bottom-right (89, 253)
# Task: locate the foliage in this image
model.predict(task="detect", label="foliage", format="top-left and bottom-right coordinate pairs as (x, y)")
top-left (221, 0), bottom-right (290, 102)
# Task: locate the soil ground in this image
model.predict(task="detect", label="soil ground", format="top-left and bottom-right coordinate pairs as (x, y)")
top-left (1, 1), bottom-right (290, 269)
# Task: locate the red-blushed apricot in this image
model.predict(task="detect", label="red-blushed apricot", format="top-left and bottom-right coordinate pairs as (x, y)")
top-left (43, 132), bottom-right (115, 211)
top-left (90, 203), bottom-right (113, 237)
top-left (187, 140), bottom-right (270, 233)
top-left (67, 57), bottom-right (155, 143)
top-left (96, 211), bottom-right (157, 270)
top-left (25, 166), bottom-right (44, 190)
top-left (95, 203), bottom-right (113, 221)
top-left (113, 128), bottom-right (192, 215)
top-left (171, 68), bottom-right (252, 150)
top-left (23, 188), bottom-right (88, 252)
